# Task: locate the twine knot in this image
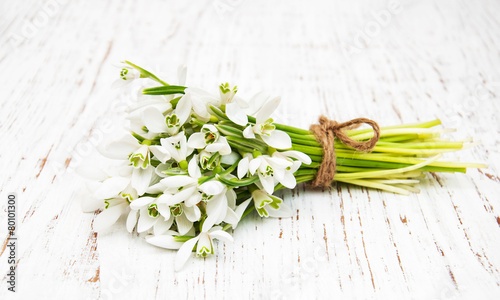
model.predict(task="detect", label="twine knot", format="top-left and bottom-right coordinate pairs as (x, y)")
top-left (309, 116), bottom-right (381, 187)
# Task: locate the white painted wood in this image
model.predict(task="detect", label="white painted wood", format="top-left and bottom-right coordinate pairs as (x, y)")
top-left (1, 0), bottom-right (500, 298)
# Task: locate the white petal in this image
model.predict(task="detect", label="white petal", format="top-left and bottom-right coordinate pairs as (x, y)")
top-left (160, 175), bottom-right (196, 188)
top-left (147, 181), bottom-right (167, 194)
top-left (196, 232), bottom-right (212, 254)
top-left (279, 150), bottom-right (312, 165)
top-left (226, 102), bottom-right (248, 126)
top-left (177, 64), bottom-right (187, 86)
top-left (226, 189), bottom-right (236, 209)
top-left (256, 96), bottom-right (280, 124)
top-left (187, 133), bottom-right (206, 149)
top-left (185, 193), bottom-right (202, 207)
top-left (126, 209), bottom-right (139, 233)
top-left (131, 166), bottom-right (154, 196)
top-left (183, 205), bottom-right (201, 222)
top-left (166, 186), bottom-right (196, 205)
top-left (93, 177), bottom-right (129, 199)
top-left (248, 157), bottom-right (261, 175)
top-left (237, 157), bottom-right (249, 179)
top-left (137, 209), bottom-right (157, 233)
top-left (149, 146), bottom-right (171, 164)
top-left (176, 214), bottom-right (194, 235)
top-left (176, 94), bottom-right (192, 125)
top-left (243, 125), bottom-right (256, 139)
top-left (81, 197), bottom-right (105, 213)
top-left (147, 234), bottom-right (184, 250)
top-left (129, 196), bottom-right (155, 210)
top-left (279, 172), bottom-right (297, 189)
top-left (202, 195), bottom-right (226, 232)
top-left (142, 107), bottom-right (167, 133)
top-left (100, 137), bottom-right (139, 159)
top-left (93, 203), bottom-right (126, 232)
top-left (199, 181), bottom-right (224, 195)
top-left (208, 229), bottom-right (234, 243)
top-left (154, 217), bottom-right (174, 235)
top-left (259, 173), bottom-right (275, 194)
top-left (156, 203), bottom-right (171, 220)
top-left (175, 236), bottom-right (199, 271)
top-left (188, 156), bottom-right (202, 179)
top-left (223, 208), bottom-right (239, 225)
top-left (267, 203), bottom-right (293, 218)
top-left (220, 151), bottom-right (240, 165)
top-left (262, 130), bottom-right (292, 149)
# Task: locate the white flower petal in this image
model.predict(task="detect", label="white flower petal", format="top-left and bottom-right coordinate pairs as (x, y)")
top-left (177, 64), bottom-right (187, 86)
top-left (131, 166), bottom-right (154, 196)
top-left (267, 203), bottom-right (293, 218)
top-left (208, 229), bottom-right (234, 243)
top-left (220, 151), bottom-right (240, 165)
top-left (226, 102), bottom-right (248, 126)
top-left (176, 214), bottom-right (194, 235)
top-left (279, 172), bottom-right (297, 189)
top-left (226, 189), bottom-right (236, 209)
top-left (137, 209), bottom-right (157, 233)
top-left (248, 157), bottom-right (261, 175)
top-left (187, 133), bottom-right (206, 149)
top-left (142, 107), bottom-right (167, 133)
top-left (199, 181), bottom-right (224, 195)
top-left (160, 175), bottom-right (196, 188)
top-left (100, 137), bottom-right (139, 159)
top-left (185, 193), bottom-right (202, 207)
top-left (156, 203), bottom-right (171, 220)
top-left (262, 130), bottom-right (292, 149)
top-left (259, 173), bottom-right (275, 194)
top-left (94, 177), bottom-right (130, 199)
top-left (129, 196), bottom-right (155, 210)
top-left (82, 197), bottom-right (105, 213)
top-left (154, 217), bottom-right (174, 235)
top-left (176, 94), bottom-right (192, 125)
top-left (147, 234), bottom-right (184, 250)
top-left (174, 235), bottom-right (199, 271)
top-left (196, 232), bottom-right (212, 255)
top-left (237, 157), bottom-right (249, 179)
top-left (183, 204), bottom-right (201, 222)
top-left (166, 186), bottom-right (196, 205)
top-left (255, 96), bottom-right (280, 124)
top-left (126, 209), bottom-right (139, 233)
top-left (279, 150), bottom-right (312, 165)
top-left (188, 155), bottom-right (202, 179)
top-left (202, 195), bottom-right (226, 232)
top-left (243, 125), bottom-right (256, 139)
top-left (93, 203), bottom-right (127, 232)
top-left (149, 146), bottom-right (171, 164)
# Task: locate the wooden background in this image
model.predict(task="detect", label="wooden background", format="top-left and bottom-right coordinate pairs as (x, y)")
top-left (1, 0), bottom-right (500, 298)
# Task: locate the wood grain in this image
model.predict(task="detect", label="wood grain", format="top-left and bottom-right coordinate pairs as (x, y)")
top-left (1, 0), bottom-right (500, 298)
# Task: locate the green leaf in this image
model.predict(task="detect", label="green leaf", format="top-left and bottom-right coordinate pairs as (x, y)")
top-left (143, 85), bottom-right (187, 95)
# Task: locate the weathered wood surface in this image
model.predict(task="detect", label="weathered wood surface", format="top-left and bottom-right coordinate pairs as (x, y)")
top-left (1, 0), bottom-right (500, 298)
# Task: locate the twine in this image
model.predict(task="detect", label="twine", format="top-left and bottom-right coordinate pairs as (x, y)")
top-left (309, 116), bottom-right (381, 187)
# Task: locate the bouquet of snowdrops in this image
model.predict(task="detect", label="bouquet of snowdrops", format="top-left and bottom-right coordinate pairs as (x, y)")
top-left (82, 61), bottom-right (484, 270)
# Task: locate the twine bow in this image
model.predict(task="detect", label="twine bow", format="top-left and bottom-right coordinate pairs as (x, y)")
top-left (309, 116), bottom-right (381, 187)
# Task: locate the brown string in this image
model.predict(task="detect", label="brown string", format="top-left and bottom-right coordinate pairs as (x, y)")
top-left (309, 116), bottom-right (381, 187)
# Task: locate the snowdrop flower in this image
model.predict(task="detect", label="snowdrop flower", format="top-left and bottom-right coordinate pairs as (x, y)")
top-left (93, 183), bottom-right (139, 232)
top-left (219, 82), bottom-right (250, 126)
top-left (174, 226), bottom-right (233, 270)
top-left (159, 132), bottom-right (194, 167)
top-left (251, 187), bottom-right (292, 218)
top-left (141, 107), bottom-right (184, 136)
top-left (127, 196), bottom-right (175, 235)
top-left (146, 230), bottom-right (186, 250)
top-left (176, 87), bottom-right (219, 123)
top-left (242, 96), bottom-right (292, 149)
top-left (199, 150), bottom-right (220, 170)
top-left (238, 154), bottom-right (294, 194)
top-left (187, 124), bottom-right (231, 155)
top-left (112, 63), bottom-right (141, 88)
